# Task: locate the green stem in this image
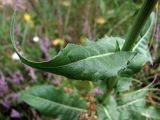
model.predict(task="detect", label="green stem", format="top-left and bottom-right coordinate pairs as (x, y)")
top-left (101, 78), bottom-right (118, 104)
top-left (122, 0), bottom-right (158, 51)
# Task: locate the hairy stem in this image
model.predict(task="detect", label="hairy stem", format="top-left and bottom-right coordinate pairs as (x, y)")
top-left (122, 0), bottom-right (158, 51)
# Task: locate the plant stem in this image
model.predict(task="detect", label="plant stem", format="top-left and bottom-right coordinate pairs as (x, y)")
top-left (101, 78), bottom-right (118, 104)
top-left (122, 0), bottom-right (158, 51)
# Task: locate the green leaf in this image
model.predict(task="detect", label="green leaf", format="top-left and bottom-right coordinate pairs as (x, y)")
top-left (120, 13), bottom-right (155, 76)
top-left (117, 88), bottom-right (160, 120)
top-left (115, 77), bottom-right (132, 92)
top-left (97, 96), bottom-right (120, 120)
top-left (97, 88), bottom-right (160, 120)
top-left (11, 12), bottom-right (155, 82)
top-left (133, 12), bottom-right (155, 60)
top-left (11, 14), bottom-right (135, 81)
top-left (21, 85), bottom-right (86, 120)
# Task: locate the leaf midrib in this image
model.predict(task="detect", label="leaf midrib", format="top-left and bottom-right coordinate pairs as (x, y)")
top-left (103, 106), bottom-right (112, 120)
top-left (132, 13), bottom-right (155, 51)
top-left (52, 52), bottom-right (115, 68)
top-left (23, 94), bottom-right (87, 112)
top-left (18, 51), bottom-right (116, 69)
top-left (35, 52), bottom-right (115, 69)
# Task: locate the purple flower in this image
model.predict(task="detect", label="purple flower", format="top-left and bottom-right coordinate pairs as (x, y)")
top-left (24, 65), bottom-right (37, 82)
top-left (155, 24), bottom-right (160, 40)
top-left (11, 109), bottom-right (21, 118)
top-left (7, 92), bottom-right (20, 101)
top-left (0, 98), bottom-right (11, 109)
top-left (93, 87), bottom-right (103, 96)
top-left (14, 0), bottom-right (28, 11)
top-left (0, 92), bottom-right (20, 109)
top-left (10, 71), bottom-right (24, 85)
top-left (0, 73), bottom-right (9, 97)
top-left (154, 24), bottom-right (160, 51)
top-left (83, 17), bottom-right (92, 39)
top-left (52, 79), bottom-right (61, 87)
top-left (40, 37), bottom-right (50, 59)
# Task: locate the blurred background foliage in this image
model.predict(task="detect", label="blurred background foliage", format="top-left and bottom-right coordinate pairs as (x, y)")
top-left (0, 0), bottom-right (159, 119)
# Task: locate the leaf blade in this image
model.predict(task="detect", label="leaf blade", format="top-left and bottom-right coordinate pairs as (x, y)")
top-left (21, 85), bottom-right (86, 120)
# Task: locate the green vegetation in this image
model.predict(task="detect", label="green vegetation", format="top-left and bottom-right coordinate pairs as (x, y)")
top-left (0, 0), bottom-right (160, 120)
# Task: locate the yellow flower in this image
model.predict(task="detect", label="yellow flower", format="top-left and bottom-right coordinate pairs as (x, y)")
top-left (24, 13), bottom-right (31, 22)
top-left (24, 13), bottom-right (34, 27)
top-left (52, 38), bottom-right (65, 46)
top-left (96, 17), bottom-right (106, 25)
top-left (80, 36), bottom-right (85, 44)
top-left (156, 2), bottom-right (160, 10)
